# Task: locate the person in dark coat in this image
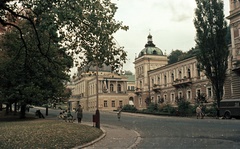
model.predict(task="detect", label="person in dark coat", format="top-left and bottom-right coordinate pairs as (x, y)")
top-left (76, 105), bottom-right (83, 123)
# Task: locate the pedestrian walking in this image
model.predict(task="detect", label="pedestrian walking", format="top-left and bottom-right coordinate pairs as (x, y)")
top-left (76, 105), bottom-right (83, 123)
top-left (196, 105), bottom-right (202, 119)
top-left (117, 107), bottom-right (122, 120)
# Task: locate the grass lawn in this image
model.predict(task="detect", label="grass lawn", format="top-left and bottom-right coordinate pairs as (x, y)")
top-left (0, 110), bottom-right (103, 149)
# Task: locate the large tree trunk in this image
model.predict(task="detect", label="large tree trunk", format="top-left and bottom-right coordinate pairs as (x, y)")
top-left (20, 104), bottom-right (26, 119)
top-left (9, 103), bottom-right (12, 112)
top-left (14, 102), bottom-right (17, 115)
top-left (0, 101), bottom-right (2, 111)
top-left (5, 103), bottom-right (9, 115)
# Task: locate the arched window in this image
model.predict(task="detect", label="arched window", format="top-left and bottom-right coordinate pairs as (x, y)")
top-left (179, 71), bottom-right (182, 79)
top-left (158, 77), bottom-right (160, 84)
top-left (140, 81), bottom-right (143, 88)
top-left (110, 84), bottom-right (114, 92)
top-left (171, 73), bottom-right (174, 82)
top-left (188, 68), bottom-right (191, 78)
top-left (164, 75), bottom-right (167, 86)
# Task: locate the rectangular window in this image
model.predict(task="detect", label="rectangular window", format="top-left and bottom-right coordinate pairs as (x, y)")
top-left (207, 87), bottom-right (212, 98)
top-left (157, 96), bottom-right (161, 103)
top-left (112, 100), bottom-right (115, 107)
top-left (139, 98), bottom-right (142, 106)
top-left (104, 100), bottom-right (108, 107)
top-left (187, 90), bottom-right (191, 100)
top-left (151, 96), bottom-right (154, 103)
top-left (119, 100), bottom-right (123, 107)
top-left (171, 93), bottom-right (175, 103)
top-left (131, 86), bottom-right (135, 91)
top-left (197, 89), bottom-right (201, 97)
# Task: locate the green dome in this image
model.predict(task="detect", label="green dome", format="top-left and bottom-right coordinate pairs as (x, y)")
top-left (138, 34), bottom-right (163, 58)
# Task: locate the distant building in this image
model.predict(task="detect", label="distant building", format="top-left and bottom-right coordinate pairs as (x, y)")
top-left (224, 0), bottom-right (240, 99)
top-left (70, 0), bottom-right (239, 111)
top-left (133, 35), bottom-right (212, 109)
top-left (125, 73), bottom-right (135, 106)
top-left (69, 64), bottom-right (134, 111)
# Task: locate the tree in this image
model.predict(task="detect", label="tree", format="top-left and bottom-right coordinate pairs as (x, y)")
top-left (0, 0), bottom-right (128, 69)
top-left (168, 48), bottom-right (199, 65)
top-left (0, 0), bottom-right (128, 117)
top-left (0, 21), bottom-right (73, 118)
top-left (168, 50), bottom-right (184, 64)
top-left (194, 0), bottom-right (229, 116)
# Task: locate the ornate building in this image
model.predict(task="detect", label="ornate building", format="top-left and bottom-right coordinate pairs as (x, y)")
top-left (70, 65), bottom-right (134, 111)
top-left (134, 34), bottom-right (213, 109)
top-left (224, 0), bottom-right (240, 99)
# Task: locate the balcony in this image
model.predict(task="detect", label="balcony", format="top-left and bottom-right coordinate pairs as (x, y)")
top-left (135, 87), bottom-right (142, 96)
top-left (152, 84), bottom-right (161, 93)
top-left (172, 77), bottom-right (192, 88)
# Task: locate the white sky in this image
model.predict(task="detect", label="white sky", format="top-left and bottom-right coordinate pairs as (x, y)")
top-left (112, 0), bottom-right (230, 73)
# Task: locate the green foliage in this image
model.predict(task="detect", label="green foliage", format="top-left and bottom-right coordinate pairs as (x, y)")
top-left (177, 100), bottom-right (192, 116)
top-left (0, 0), bottom-right (128, 70)
top-left (194, 0), bottom-right (229, 111)
top-left (0, 21), bottom-right (72, 107)
top-left (195, 93), bottom-right (207, 104)
top-left (160, 104), bottom-right (176, 115)
top-left (122, 104), bottom-right (137, 112)
top-left (168, 50), bottom-right (184, 64)
top-left (0, 0), bottom-right (128, 117)
top-left (205, 106), bottom-right (217, 117)
top-left (146, 103), bottom-right (158, 112)
top-left (168, 48), bottom-right (198, 64)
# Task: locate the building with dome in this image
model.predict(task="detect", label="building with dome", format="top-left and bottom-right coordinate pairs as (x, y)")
top-left (133, 34), bottom-right (213, 109)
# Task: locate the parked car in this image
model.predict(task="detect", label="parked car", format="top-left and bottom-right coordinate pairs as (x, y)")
top-left (219, 99), bottom-right (240, 119)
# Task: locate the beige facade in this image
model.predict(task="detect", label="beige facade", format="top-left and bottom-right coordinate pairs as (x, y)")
top-left (225, 0), bottom-right (240, 99)
top-left (133, 35), bottom-right (214, 109)
top-left (70, 69), bottom-right (132, 111)
top-left (134, 56), bottom-right (213, 109)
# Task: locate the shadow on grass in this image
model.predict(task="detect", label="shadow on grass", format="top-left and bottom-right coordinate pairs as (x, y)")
top-left (0, 110), bottom-right (103, 148)
top-left (0, 110), bottom-right (38, 122)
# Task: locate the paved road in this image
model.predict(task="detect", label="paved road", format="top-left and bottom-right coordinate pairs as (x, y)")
top-left (92, 111), bottom-right (240, 149)
top-left (31, 107), bottom-right (240, 149)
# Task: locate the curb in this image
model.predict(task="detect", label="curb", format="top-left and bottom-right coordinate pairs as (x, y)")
top-left (72, 127), bottom-right (106, 149)
top-left (127, 130), bottom-right (142, 149)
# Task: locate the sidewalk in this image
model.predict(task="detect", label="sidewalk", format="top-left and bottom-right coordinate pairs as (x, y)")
top-left (75, 122), bottom-right (141, 149)
top-left (32, 107), bottom-right (141, 148)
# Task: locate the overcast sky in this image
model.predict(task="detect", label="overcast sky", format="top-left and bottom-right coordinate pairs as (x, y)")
top-left (112, 0), bottom-right (230, 73)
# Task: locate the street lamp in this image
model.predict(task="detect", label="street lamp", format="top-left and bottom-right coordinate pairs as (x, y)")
top-left (95, 63), bottom-right (100, 128)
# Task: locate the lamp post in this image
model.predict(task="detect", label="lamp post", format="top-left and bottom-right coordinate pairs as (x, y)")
top-left (95, 62), bottom-right (100, 128)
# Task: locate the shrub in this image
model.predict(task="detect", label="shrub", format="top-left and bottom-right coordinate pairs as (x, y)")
top-left (177, 100), bottom-right (192, 116)
top-left (205, 106), bottom-right (217, 117)
top-left (160, 104), bottom-right (176, 115)
top-left (146, 103), bottom-right (158, 112)
top-left (122, 104), bottom-right (137, 112)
